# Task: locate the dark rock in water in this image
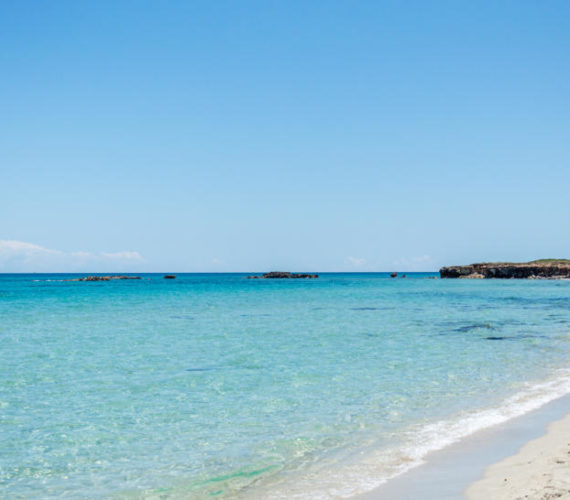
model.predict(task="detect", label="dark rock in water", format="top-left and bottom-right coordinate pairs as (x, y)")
top-left (263, 272), bottom-right (291, 279)
top-left (247, 272), bottom-right (318, 279)
top-left (401, 274), bottom-right (407, 278)
top-left (440, 260), bottom-right (570, 279)
top-left (390, 272), bottom-right (398, 278)
top-left (164, 275), bottom-right (177, 279)
top-left (73, 275), bottom-right (142, 282)
top-left (265, 271), bottom-right (318, 279)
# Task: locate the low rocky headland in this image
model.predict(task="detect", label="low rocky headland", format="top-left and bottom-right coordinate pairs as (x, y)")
top-left (440, 259), bottom-right (570, 279)
top-left (247, 272), bottom-right (318, 279)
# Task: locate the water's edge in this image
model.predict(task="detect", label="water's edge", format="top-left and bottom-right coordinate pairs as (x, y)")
top-left (236, 370), bottom-right (570, 499)
top-left (356, 392), bottom-right (570, 499)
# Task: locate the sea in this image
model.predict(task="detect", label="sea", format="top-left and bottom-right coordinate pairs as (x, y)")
top-left (1, 273), bottom-right (569, 499)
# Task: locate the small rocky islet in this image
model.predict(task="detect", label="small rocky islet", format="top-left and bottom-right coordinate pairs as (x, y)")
top-left (70, 275), bottom-right (177, 281)
top-left (440, 259), bottom-right (570, 279)
top-left (247, 272), bottom-right (318, 279)
top-left (69, 275), bottom-right (142, 281)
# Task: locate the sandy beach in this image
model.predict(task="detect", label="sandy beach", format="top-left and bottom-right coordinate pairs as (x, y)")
top-left (467, 413), bottom-right (570, 500)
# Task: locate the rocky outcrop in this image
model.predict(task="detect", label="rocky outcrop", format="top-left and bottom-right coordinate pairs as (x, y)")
top-left (72, 275), bottom-right (142, 282)
top-left (458, 273), bottom-right (485, 279)
top-left (247, 272), bottom-right (318, 279)
top-left (440, 260), bottom-right (570, 279)
top-left (164, 275), bottom-right (177, 279)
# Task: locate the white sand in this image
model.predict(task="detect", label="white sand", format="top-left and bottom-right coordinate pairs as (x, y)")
top-left (466, 413), bottom-right (570, 500)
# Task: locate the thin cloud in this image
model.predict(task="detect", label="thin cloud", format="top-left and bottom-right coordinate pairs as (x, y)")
top-left (0, 239), bottom-right (145, 272)
top-left (0, 239), bottom-right (62, 257)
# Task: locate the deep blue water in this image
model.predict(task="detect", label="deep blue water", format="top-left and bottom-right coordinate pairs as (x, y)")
top-left (1, 273), bottom-right (569, 498)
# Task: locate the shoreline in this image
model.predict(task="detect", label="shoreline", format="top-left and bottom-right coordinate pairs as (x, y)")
top-left (239, 373), bottom-right (570, 500)
top-left (354, 393), bottom-right (570, 499)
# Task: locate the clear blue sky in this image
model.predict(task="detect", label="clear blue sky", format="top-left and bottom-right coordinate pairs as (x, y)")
top-left (1, 1), bottom-right (569, 272)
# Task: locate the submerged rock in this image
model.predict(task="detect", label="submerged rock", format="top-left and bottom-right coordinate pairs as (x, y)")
top-left (390, 272), bottom-right (398, 278)
top-left (164, 275), bottom-right (177, 279)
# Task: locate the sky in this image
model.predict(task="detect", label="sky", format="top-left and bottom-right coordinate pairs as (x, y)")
top-left (1, 1), bottom-right (569, 272)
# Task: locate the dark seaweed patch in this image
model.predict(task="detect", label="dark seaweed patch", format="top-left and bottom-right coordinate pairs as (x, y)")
top-left (485, 334), bottom-right (545, 341)
top-left (453, 323), bottom-right (494, 332)
top-left (500, 296), bottom-right (570, 309)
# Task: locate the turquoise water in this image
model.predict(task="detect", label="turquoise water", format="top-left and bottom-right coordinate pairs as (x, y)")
top-left (1, 273), bottom-right (570, 498)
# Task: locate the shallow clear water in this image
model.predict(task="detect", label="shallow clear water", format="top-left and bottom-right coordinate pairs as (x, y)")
top-left (1, 273), bottom-right (569, 498)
